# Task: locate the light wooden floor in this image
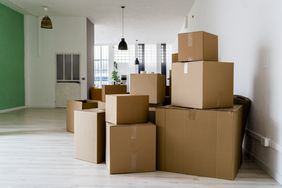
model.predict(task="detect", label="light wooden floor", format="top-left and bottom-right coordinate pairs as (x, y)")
top-left (0, 108), bottom-right (281, 188)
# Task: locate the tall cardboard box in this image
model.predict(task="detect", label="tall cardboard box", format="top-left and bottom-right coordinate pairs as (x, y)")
top-left (130, 74), bottom-right (166, 104)
top-left (66, 100), bottom-right (98, 133)
top-left (90, 87), bottom-right (102, 101)
top-left (178, 31), bottom-right (218, 62)
top-left (102, 85), bottom-right (127, 102)
top-left (106, 122), bottom-right (156, 174)
top-left (156, 105), bottom-right (243, 180)
top-left (106, 94), bottom-right (149, 124)
top-left (172, 53), bottom-right (178, 63)
top-left (172, 61), bottom-right (234, 109)
top-left (74, 109), bottom-right (105, 163)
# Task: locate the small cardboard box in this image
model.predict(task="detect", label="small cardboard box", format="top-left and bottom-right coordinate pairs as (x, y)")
top-left (130, 74), bottom-right (166, 104)
top-left (172, 53), bottom-right (178, 63)
top-left (178, 31), bottom-right (218, 62)
top-left (156, 105), bottom-right (243, 180)
top-left (172, 61), bottom-right (234, 109)
top-left (66, 100), bottom-right (98, 133)
top-left (106, 94), bottom-right (149, 124)
top-left (102, 85), bottom-right (127, 102)
top-left (106, 122), bottom-right (156, 174)
top-left (90, 87), bottom-right (102, 101)
top-left (74, 109), bottom-right (105, 163)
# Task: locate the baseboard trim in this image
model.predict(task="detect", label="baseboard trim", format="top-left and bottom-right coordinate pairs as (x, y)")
top-left (244, 141), bottom-right (282, 185)
top-left (0, 106), bottom-right (26, 113)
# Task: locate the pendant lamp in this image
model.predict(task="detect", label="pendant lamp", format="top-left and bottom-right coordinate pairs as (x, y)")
top-left (41, 6), bottom-right (53, 29)
top-left (118, 6), bottom-right (128, 50)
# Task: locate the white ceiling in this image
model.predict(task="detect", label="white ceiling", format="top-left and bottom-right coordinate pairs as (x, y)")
top-left (0, 0), bottom-right (195, 44)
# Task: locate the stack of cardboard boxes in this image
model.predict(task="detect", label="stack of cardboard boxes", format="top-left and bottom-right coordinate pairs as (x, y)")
top-left (156, 31), bottom-right (242, 180)
top-left (105, 94), bottom-right (156, 173)
top-left (70, 31), bottom-right (244, 181)
top-left (70, 85), bottom-right (127, 164)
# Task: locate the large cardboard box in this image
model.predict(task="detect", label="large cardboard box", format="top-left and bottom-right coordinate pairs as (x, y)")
top-left (106, 94), bottom-right (149, 124)
top-left (106, 122), bottom-right (156, 174)
top-left (172, 53), bottom-right (178, 63)
top-left (66, 100), bottom-right (98, 133)
top-left (172, 61), bottom-right (234, 109)
top-left (130, 74), bottom-right (166, 104)
top-left (178, 31), bottom-right (218, 62)
top-left (156, 105), bottom-right (243, 180)
top-left (74, 109), bottom-right (105, 163)
top-left (102, 85), bottom-right (127, 102)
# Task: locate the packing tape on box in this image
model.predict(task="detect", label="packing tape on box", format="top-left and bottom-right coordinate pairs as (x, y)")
top-left (188, 110), bottom-right (196, 120)
top-left (130, 126), bottom-right (137, 171)
top-left (184, 63), bottom-right (189, 74)
top-left (188, 34), bottom-right (193, 47)
top-left (216, 92), bottom-right (223, 107)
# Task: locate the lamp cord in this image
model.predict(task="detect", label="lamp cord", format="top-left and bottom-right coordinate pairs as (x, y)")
top-left (121, 6), bottom-right (125, 38)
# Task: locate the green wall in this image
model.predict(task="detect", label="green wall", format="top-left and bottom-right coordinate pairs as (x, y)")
top-left (0, 3), bottom-right (24, 110)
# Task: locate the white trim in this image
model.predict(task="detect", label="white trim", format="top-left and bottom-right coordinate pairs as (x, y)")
top-left (0, 106), bottom-right (26, 113)
top-left (246, 129), bottom-right (282, 153)
top-left (244, 149), bottom-right (282, 185)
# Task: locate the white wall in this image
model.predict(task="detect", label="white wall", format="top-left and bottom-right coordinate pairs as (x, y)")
top-left (87, 19), bottom-right (95, 97)
top-left (25, 15), bottom-right (88, 107)
top-left (184, 0), bottom-right (282, 183)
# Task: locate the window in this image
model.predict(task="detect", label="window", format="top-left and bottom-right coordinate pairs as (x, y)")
top-left (114, 45), bottom-right (135, 64)
top-left (137, 44), bottom-right (145, 72)
top-left (56, 54), bottom-right (80, 83)
top-left (94, 46), bottom-right (109, 88)
top-left (160, 44), bottom-right (167, 76)
top-left (145, 44), bottom-right (157, 73)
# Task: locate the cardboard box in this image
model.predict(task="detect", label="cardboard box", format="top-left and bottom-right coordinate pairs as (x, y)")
top-left (90, 87), bottom-right (102, 101)
top-left (106, 94), bottom-right (149, 124)
top-left (130, 74), bottom-right (166, 104)
top-left (102, 85), bottom-right (127, 102)
top-left (106, 122), bottom-right (156, 174)
top-left (66, 100), bottom-right (98, 133)
top-left (98, 101), bottom-right (106, 110)
top-left (178, 31), bottom-right (218, 62)
top-left (172, 61), bottom-right (233, 109)
top-left (156, 105), bottom-right (243, 180)
top-left (74, 109), bottom-right (105, 163)
top-left (172, 53), bottom-right (178, 63)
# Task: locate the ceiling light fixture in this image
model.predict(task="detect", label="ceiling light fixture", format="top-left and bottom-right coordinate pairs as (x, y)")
top-left (118, 6), bottom-right (128, 50)
top-left (41, 6), bottom-right (53, 29)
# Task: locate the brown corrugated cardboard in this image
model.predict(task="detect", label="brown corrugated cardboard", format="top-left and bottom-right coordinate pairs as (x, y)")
top-left (172, 61), bottom-right (234, 109)
top-left (66, 100), bottom-right (98, 133)
top-left (90, 87), bottom-right (102, 101)
top-left (130, 74), bottom-right (166, 104)
top-left (178, 31), bottom-right (218, 62)
top-left (106, 122), bottom-right (156, 174)
top-left (156, 105), bottom-right (242, 180)
top-left (102, 85), bottom-right (127, 102)
top-left (172, 53), bottom-right (178, 63)
top-left (74, 109), bottom-right (105, 163)
top-left (148, 104), bottom-right (163, 124)
top-left (106, 94), bottom-right (149, 124)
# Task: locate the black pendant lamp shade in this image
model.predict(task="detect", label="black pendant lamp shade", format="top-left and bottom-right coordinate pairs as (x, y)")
top-left (41, 16), bottom-right (53, 29)
top-left (135, 58), bottom-right (140, 65)
top-left (41, 6), bottom-right (53, 29)
top-left (118, 38), bottom-right (128, 50)
top-left (118, 6), bottom-right (128, 50)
